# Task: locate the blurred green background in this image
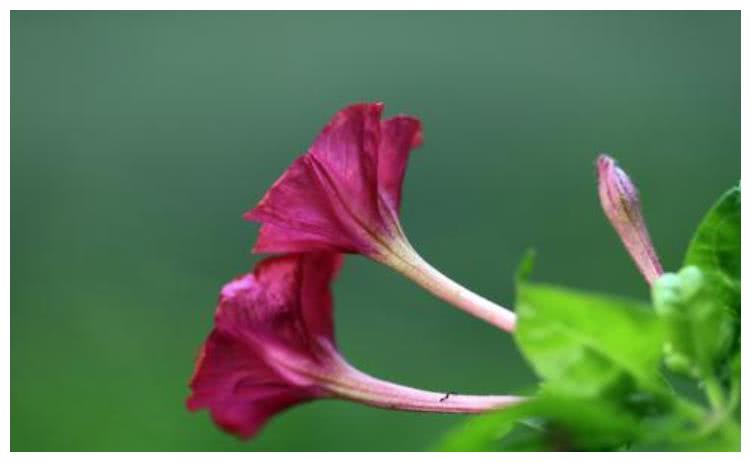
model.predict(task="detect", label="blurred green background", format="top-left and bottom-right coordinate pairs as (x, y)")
top-left (11, 11), bottom-right (739, 451)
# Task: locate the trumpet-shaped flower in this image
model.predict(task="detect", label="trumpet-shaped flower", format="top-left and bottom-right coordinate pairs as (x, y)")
top-left (245, 103), bottom-right (516, 332)
top-left (187, 253), bottom-right (520, 439)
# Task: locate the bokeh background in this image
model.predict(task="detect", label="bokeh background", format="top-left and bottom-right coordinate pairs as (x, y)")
top-left (11, 11), bottom-right (739, 451)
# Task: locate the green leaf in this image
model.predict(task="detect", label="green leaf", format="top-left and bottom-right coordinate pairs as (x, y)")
top-left (674, 420), bottom-right (741, 451)
top-left (629, 412), bottom-right (740, 451)
top-left (652, 266), bottom-right (734, 378)
top-left (437, 403), bottom-right (519, 451)
top-left (515, 275), bottom-right (665, 399)
top-left (437, 395), bottom-right (642, 451)
top-left (684, 186), bottom-right (740, 319)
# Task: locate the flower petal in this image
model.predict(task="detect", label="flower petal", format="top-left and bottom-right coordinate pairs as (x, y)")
top-left (378, 115), bottom-right (423, 213)
top-left (186, 330), bottom-right (317, 439)
top-left (245, 157), bottom-right (356, 254)
top-left (215, 254), bottom-right (340, 352)
top-left (309, 102), bottom-right (383, 217)
top-left (299, 252), bottom-right (344, 342)
top-left (208, 389), bottom-right (311, 439)
top-left (246, 103), bottom-right (421, 258)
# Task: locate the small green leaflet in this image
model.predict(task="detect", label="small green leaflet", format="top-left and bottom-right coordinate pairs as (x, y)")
top-left (514, 253), bottom-right (665, 399)
top-left (438, 395), bottom-right (642, 451)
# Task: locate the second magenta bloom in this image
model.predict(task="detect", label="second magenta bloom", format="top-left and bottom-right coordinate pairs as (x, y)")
top-left (187, 253), bottom-right (521, 439)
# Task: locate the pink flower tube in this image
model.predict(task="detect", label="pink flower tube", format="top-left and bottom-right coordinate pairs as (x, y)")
top-left (187, 253), bottom-right (521, 439)
top-left (245, 103), bottom-right (516, 332)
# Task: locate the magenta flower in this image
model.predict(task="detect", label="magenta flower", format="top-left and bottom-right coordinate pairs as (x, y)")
top-left (186, 253), bottom-right (341, 437)
top-left (187, 253), bottom-right (520, 439)
top-left (597, 154), bottom-right (663, 284)
top-left (245, 103), bottom-right (516, 332)
top-left (245, 102), bottom-right (421, 257)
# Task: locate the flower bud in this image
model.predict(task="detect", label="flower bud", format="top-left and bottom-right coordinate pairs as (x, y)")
top-left (597, 154), bottom-right (663, 284)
